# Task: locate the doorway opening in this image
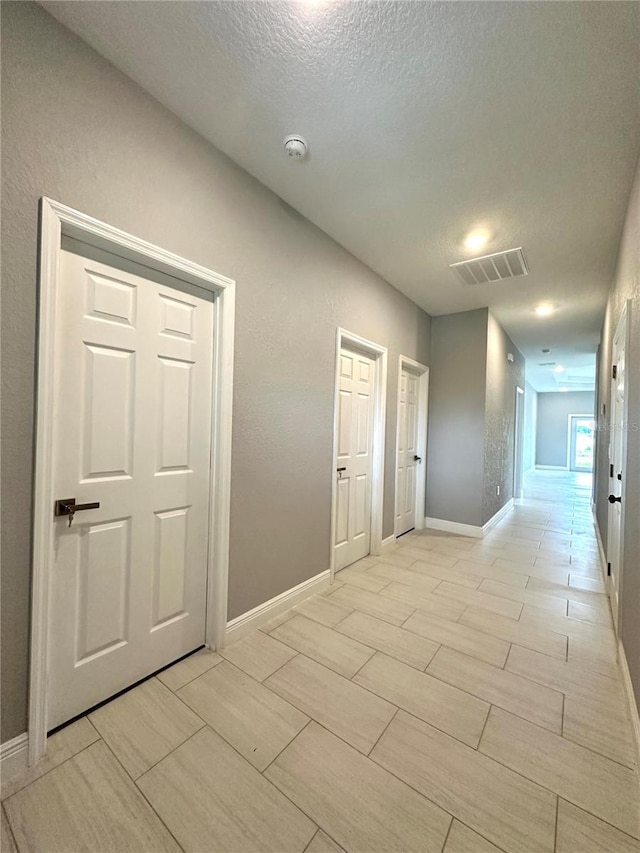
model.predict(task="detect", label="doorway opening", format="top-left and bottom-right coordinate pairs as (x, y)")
top-left (513, 386), bottom-right (525, 500)
top-left (330, 329), bottom-right (387, 580)
top-left (394, 357), bottom-right (429, 537)
top-left (29, 198), bottom-right (235, 764)
top-left (568, 415), bottom-right (595, 472)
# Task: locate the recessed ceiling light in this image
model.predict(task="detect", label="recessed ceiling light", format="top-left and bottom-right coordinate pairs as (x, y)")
top-left (463, 230), bottom-right (491, 252)
top-left (535, 304), bottom-right (555, 317)
top-left (560, 386), bottom-right (569, 392)
top-left (553, 365), bottom-right (566, 373)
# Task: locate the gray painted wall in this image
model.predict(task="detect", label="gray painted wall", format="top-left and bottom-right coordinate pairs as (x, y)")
top-left (536, 392), bottom-right (595, 468)
top-left (426, 310), bottom-right (488, 527)
top-left (523, 382), bottom-right (538, 473)
top-left (595, 150), bottom-right (640, 708)
top-left (482, 313), bottom-right (526, 525)
top-left (1, 3), bottom-right (433, 741)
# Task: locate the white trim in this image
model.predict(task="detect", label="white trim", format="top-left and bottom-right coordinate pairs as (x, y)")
top-left (380, 534), bottom-right (396, 552)
top-left (330, 329), bottom-right (387, 582)
top-left (592, 506), bottom-right (609, 586)
top-left (607, 301), bottom-right (630, 630)
top-left (535, 465), bottom-right (568, 470)
top-left (0, 734), bottom-right (29, 784)
top-left (225, 570), bottom-right (331, 644)
top-left (30, 198), bottom-right (235, 765)
top-left (424, 517), bottom-right (483, 538)
top-left (513, 386), bottom-right (525, 500)
top-left (394, 357), bottom-right (429, 537)
top-left (482, 498), bottom-right (514, 534)
top-left (617, 640), bottom-right (640, 773)
top-left (425, 498), bottom-right (514, 540)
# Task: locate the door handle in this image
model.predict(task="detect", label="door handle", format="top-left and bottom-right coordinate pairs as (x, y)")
top-left (413, 455), bottom-right (422, 463)
top-left (608, 494), bottom-right (622, 504)
top-left (55, 498), bottom-right (101, 527)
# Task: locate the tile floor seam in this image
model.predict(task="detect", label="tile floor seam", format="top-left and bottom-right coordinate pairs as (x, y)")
top-left (2, 800), bottom-right (21, 851)
top-left (156, 653), bottom-right (224, 693)
top-left (260, 717), bottom-right (315, 777)
top-left (476, 722), bottom-right (640, 839)
top-left (365, 706), bottom-right (400, 758)
top-left (1, 735), bottom-right (104, 805)
top-left (437, 814), bottom-right (455, 853)
top-left (99, 732), bottom-right (188, 852)
top-left (302, 828), bottom-right (320, 853)
top-left (422, 664), bottom-right (563, 738)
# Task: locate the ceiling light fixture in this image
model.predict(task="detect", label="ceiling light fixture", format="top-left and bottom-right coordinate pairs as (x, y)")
top-left (463, 230), bottom-right (491, 252)
top-left (535, 304), bottom-right (555, 317)
top-left (553, 365), bottom-right (566, 373)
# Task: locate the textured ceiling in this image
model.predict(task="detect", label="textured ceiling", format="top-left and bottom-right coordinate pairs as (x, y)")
top-left (41, 1), bottom-right (640, 391)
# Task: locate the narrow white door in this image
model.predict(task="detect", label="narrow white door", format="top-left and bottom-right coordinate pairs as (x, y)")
top-left (607, 312), bottom-right (627, 630)
top-left (48, 249), bottom-right (213, 729)
top-left (395, 368), bottom-right (420, 536)
top-left (334, 347), bottom-right (375, 570)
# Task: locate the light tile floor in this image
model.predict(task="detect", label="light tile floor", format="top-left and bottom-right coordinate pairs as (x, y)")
top-left (3, 470), bottom-right (640, 852)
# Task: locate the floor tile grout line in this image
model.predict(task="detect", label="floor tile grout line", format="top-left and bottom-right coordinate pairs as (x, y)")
top-left (390, 705), bottom-right (640, 844)
top-left (1, 734), bottom-right (103, 804)
top-left (1, 802), bottom-right (20, 852)
top-left (157, 654), bottom-right (223, 694)
top-left (366, 706), bottom-right (400, 758)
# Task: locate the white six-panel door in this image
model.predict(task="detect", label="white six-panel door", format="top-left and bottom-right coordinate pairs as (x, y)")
top-left (395, 368), bottom-right (420, 536)
top-left (607, 309), bottom-right (627, 631)
top-left (48, 249), bottom-right (213, 729)
top-left (334, 347), bottom-right (375, 571)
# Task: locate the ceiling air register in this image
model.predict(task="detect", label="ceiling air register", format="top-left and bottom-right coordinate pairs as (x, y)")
top-left (450, 247), bottom-right (528, 285)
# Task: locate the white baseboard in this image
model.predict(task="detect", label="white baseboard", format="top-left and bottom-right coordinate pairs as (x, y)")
top-left (380, 535), bottom-right (396, 552)
top-left (592, 506), bottom-right (609, 586)
top-left (617, 640), bottom-right (640, 773)
top-left (425, 498), bottom-right (515, 541)
top-left (225, 569), bottom-right (330, 645)
top-left (535, 465), bottom-right (569, 470)
top-left (424, 517), bottom-right (483, 538)
top-left (483, 499), bottom-right (514, 535)
top-left (0, 733), bottom-right (28, 783)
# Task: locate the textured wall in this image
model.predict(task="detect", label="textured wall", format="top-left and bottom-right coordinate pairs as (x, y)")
top-left (595, 151), bottom-right (640, 707)
top-left (0, 3), bottom-right (432, 741)
top-left (523, 382), bottom-right (538, 473)
top-left (482, 313), bottom-right (525, 524)
top-left (426, 310), bottom-right (488, 528)
top-left (535, 392), bottom-right (595, 468)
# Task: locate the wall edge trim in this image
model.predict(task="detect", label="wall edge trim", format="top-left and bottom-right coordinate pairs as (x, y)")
top-left (482, 498), bottom-right (515, 534)
top-left (225, 570), bottom-right (331, 644)
top-left (617, 640), bottom-right (640, 774)
top-left (424, 517), bottom-right (483, 538)
top-left (0, 733), bottom-right (29, 784)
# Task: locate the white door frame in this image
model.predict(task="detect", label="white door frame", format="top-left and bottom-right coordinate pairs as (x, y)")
top-left (513, 386), bottom-right (525, 499)
top-left (29, 198), bottom-right (235, 764)
top-left (607, 301), bottom-right (630, 629)
top-left (329, 329), bottom-right (387, 581)
top-left (394, 356), bottom-right (429, 537)
top-left (566, 413), bottom-right (595, 471)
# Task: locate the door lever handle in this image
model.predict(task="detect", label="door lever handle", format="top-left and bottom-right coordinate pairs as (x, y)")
top-left (608, 494), bottom-right (622, 504)
top-left (55, 498), bottom-right (100, 527)
top-left (413, 455), bottom-right (422, 463)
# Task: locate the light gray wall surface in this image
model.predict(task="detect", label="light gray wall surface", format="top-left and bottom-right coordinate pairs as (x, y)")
top-left (426, 310), bottom-right (488, 527)
top-left (523, 382), bottom-right (538, 473)
top-left (595, 150), bottom-right (640, 708)
top-left (483, 313), bottom-right (525, 524)
top-left (535, 391), bottom-right (595, 468)
top-left (0, 3), bottom-right (432, 741)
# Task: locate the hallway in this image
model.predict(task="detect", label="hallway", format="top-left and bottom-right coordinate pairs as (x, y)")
top-left (2, 471), bottom-right (639, 853)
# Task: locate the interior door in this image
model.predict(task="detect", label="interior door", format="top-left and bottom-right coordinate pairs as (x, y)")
top-left (607, 312), bottom-right (627, 630)
top-left (48, 248), bottom-right (214, 729)
top-left (395, 368), bottom-right (420, 536)
top-left (334, 347), bottom-right (375, 571)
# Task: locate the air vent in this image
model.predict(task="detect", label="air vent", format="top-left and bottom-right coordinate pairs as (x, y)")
top-left (538, 362), bottom-right (556, 367)
top-left (450, 247), bottom-right (528, 285)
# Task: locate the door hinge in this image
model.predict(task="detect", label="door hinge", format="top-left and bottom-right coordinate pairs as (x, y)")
top-left (610, 464), bottom-right (614, 478)
top-left (607, 562), bottom-right (612, 576)
top-left (612, 364), bottom-right (617, 379)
